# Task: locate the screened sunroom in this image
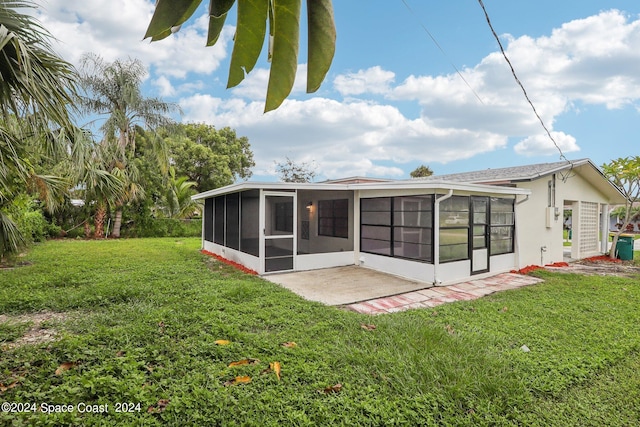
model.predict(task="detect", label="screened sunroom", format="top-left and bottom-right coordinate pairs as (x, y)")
top-left (194, 180), bottom-right (529, 284)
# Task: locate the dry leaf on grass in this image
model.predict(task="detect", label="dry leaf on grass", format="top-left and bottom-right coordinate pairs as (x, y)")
top-left (214, 339), bottom-right (231, 345)
top-left (0, 381), bottom-right (20, 392)
top-left (228, 358), bottom-right (260, 368)
top-left (55, 362), bottom-right (77, 375)
top-left (261, 362), bottom-right (282, 380)
top-left (282, 341), bottom-right (297, 348)
top-left (260, 362), bottom-right (281, 380)
top-left (360, 324), bottom-right (376, 331)
top-left (320, 383), bottom-right (343, 394)
top-left (147, 399), bottom-right (170, 413)
top-left (445, 324), bottom-right (455, 335)
top-left (223, 376), bottom-right (251, 386)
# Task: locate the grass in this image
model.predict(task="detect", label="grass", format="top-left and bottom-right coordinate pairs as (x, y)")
top-left (1, 239), bottom-right (640, 425)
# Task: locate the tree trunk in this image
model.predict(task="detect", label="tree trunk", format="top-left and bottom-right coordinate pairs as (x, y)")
top-left (94, 204), bottom-right (107, 238)
top-left (112, 208), bottom-right (123, 238)
top-left (84, 221), bottom-right (91, 238)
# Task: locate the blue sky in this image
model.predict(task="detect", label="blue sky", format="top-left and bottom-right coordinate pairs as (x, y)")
top-left (37, 0), bottom-right (640, 181)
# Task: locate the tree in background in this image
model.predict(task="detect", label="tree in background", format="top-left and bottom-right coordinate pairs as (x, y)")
top-left (275, 157), bottom-right (317, 183)
top-left (78, 54), bottom-right (181, 237)
top-left (602, 156), bottom-right (640, 259)
top-left (410, 165), bottom-right (434, 178)
top-left (166, 123), bottom-right (254, 193)
top-left (0, 0), bottom-right (78, 259)
top-left (144, 0), bottom-right (335, 112)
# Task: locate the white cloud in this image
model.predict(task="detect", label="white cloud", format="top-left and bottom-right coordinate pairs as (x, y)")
top-left (36, 0), bottom-right (232, 79)
top-left (153, 76), bottom-right (175, 97)
top-left (26, 4), bottom-right (640, 178)
top-left (514, 132), bottom-right (580, 157)
top-left (180, 95), bottom-right (507, 178)
top-left (333, 66), bottom-right (396, 96)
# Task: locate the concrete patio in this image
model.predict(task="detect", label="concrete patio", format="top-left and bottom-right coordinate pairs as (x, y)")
top-left (264, 266), bottom-right (544, 314)
top-left (264, 266), bottom-right (427, 306)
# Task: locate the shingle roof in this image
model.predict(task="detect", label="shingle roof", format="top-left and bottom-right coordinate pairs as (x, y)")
top-left (425, 158), bottom-right (591, 184)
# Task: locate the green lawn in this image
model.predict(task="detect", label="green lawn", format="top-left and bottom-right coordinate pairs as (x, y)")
top-left (1, 239), bottom-right (640, 426)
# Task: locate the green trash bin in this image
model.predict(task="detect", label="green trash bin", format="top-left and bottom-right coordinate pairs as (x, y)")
top-left (615, 235), bottom-right (634, 260)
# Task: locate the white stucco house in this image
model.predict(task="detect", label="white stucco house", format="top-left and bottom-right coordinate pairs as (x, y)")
top-left (192, 158), bottom-right (626, 286)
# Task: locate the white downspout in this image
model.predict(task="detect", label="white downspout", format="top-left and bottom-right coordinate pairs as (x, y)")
top-left (433, 190), bottom-right (453, 285)
top-left (514, 194), bottom-right (531, 269)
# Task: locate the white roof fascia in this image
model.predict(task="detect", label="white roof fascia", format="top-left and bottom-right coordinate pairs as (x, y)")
top-left (192, 182), bottom-right (352, 200)
top-left (350, 180), bottom-right (530, 195)
top-left (192, 180), bottom-right (530, 201)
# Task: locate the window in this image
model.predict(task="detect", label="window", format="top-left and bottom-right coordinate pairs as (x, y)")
top-left (225, 192), bottom-right (240, 250)
top-left (214, 196), bottom-right (225, 245)
top-left (318, 199), bottom-right (349, 238)
top-left (204, 198), bottom-right (213, 242)
top-left (490, 197), bottom-right (515, 255)
top-left (361, 196), bottom-right (433, 262)
top-left (240, 190), bottom-right (260, 256)
top-left (439, 196), bottom-right (469, 262)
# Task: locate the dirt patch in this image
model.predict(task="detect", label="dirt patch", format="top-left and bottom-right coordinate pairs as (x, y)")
top-left (0, 311), bottom-right (72, 350)
top-left (545, 258), bottom-right (640, 278)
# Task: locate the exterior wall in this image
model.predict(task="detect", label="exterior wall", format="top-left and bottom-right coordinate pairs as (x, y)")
top-left (515, 178), bottom-right (559, 267)
top-left (203, 240), bottom-right (261, 273)
top-left (358, 252), bottom-right (435, 283)
top-left (515, 171), bottom-right (611, 267)
top-left (296, 252), bottom-right (355, 271)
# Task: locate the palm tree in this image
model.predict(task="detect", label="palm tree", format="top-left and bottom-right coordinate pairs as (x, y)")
top-left (78, 54), bottom-right (181, 237)
top-left (63, 132), bottom-right (124, 238)
top-left (163, 167), bottom-right (200, 219)
top-left (0, 0), bottom-right (78, 258)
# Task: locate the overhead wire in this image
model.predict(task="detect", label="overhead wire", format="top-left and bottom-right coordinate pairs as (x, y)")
top-left (476, 0), bottom-right (574, 179)
top-left (400, 0), bottom-right (485, 105)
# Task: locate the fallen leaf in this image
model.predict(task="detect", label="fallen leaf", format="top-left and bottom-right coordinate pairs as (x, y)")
top-left (223, 375), bottom-right (252, 386)
top-left (116, 350), bottom-right (126, 357)
top-left (214, 339), bottom-right (231, 345)
top-left (147, 399), bottom-right (170, 413)
top-left (445, 324), bottom-right (455, 335)
top-left (431, 310), bottom-right (438, 316)
top-left (501, 306), bottom-right (508, 312)
top-left (55, 362), bottom-right (77, 376)
top-left (270, 362), bottom-right (281, 381)
top-left (282, 341), bottom-right (297, 348)
top-left (0, 381), bottom-right (20, 392)
top-left (321, 383), bottom-right (342, 394)
top-left (360, 324), bottom-right (376, 331)
top-left (228, 358), bottom-right (260, 368)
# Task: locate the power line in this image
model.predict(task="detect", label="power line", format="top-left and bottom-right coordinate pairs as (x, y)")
top-left (400, 0), bottom-right (485, 105)
top-left (476, 0), bottom-right (571, 168)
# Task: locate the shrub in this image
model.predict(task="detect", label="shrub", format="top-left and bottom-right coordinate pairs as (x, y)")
top-left (120, 218), bottom-right (202, 238)
top-left (9, 195), bottom-right (59, 244)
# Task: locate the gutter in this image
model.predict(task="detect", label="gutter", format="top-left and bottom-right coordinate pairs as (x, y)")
top-left (432, 189), bottom-right (454, 285)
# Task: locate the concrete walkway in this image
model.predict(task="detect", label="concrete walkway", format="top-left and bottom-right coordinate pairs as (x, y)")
top-left (345, 273), bottom-right (543, 315)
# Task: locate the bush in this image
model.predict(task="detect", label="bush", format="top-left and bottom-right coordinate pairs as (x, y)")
top-left (9, 195), bottom-right (59, 244)
top-left (120, 218), bottom-right (202, 238)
